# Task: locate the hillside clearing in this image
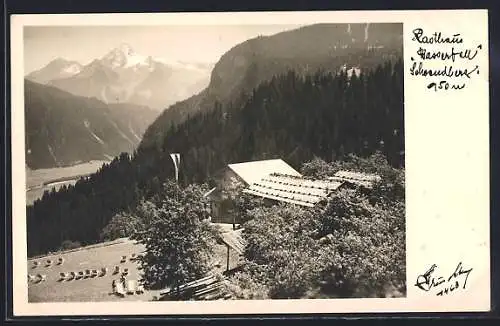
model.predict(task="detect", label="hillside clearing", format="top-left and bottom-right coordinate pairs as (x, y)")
top-left (28, 233), bottom-right (241, 302)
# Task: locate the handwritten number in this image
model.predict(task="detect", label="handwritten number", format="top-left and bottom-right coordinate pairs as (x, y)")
top-left (427, 81), bottom-right (465, 92)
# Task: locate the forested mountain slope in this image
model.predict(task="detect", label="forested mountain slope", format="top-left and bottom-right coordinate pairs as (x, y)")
top-left (27, 59), bottom-right (403, 256)
top-left (140, 23), bottom-right (402, 149)
top-left (25, 80), bottom-right (158, 169)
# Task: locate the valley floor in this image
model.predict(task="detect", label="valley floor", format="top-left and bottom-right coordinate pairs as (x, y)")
top-left (26, 160), bottom-right (110, 205)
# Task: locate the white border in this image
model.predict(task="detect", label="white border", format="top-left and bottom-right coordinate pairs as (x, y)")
top-left (11, 10), bottom-right (490, 316)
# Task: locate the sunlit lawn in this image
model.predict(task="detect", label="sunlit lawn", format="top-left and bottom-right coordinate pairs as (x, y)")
top-left (28, 234), bottom-right (242, 302)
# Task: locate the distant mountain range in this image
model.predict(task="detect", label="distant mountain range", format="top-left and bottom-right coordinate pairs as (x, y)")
top-left (140, 23), bottom-right (403, 149)
top-left (26, 44), bottom-right (214, 110)
top-left (26, 58), bottom-right (84, 84)
top-left (25, 79), bottom-right (159, 169)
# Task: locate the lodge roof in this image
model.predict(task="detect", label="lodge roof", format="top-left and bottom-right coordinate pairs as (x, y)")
top-left (227, 159), bottom-right (301, 185)
top-left (220, 229), bottom-right (246, 255)
top-left (243, 173), bottom-right (344, 207)
top-left (328, 170), bottom-right (381, 188)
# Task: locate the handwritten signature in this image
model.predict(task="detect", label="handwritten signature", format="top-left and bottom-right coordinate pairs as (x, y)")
top-left (415, 262), bottom-right (473, 296)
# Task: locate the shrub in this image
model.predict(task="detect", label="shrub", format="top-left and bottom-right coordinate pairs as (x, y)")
top-left (224, 270), bottom-right (270, 300)
top-left (299, 156), bottom-right (336, 179)
top-left (99, 211), bottom-right (141, 242)
top-left (60, 240), bottom-right (81, 250)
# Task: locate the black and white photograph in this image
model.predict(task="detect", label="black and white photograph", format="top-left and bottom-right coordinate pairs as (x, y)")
top-left (10, 9), bottom-right (490, 315)
top-left (23, 22), bottom-right (405, 302)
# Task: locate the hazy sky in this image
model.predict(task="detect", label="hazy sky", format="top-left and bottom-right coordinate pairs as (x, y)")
top-left (24, 25), bottom-right (303, 74)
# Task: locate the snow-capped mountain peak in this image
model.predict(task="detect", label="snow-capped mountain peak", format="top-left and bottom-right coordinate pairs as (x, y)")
top-left (117, 43), bottom-right (134, 55)
top-left (34, 44), bottom-right (213, 110)
top-left (46, 57), bottom-right (82, 71)
top-left (102, 43), bottom-right (151, 69)
top-left (26, 58), bottom-right (83, 84)
top-left (63, 63), bottom-right (82, 75)
top-left (100, 44), bottom-right (214, 73)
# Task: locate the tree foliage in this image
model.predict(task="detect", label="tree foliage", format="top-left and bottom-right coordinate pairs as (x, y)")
top-left (301, 151), bottom-right (404, 204)
top-left (242, 205), bottom-right (322, 298)
top-left (98, 200), bottom-right (159, 242)
top-left (60, 240), bottom-right (81, 251)
top-left (133, 181), bottom-right (221, 291)
top-left (224, 270), bottom-right (270, 300)
top-left (230, 153), bottom-right (405, 299)
top-left (315, 189), bottom-right (405, 297)
top-left (99, 211), bottom-right (140, 242)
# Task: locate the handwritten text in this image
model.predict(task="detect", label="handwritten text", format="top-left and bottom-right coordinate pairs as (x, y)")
top-left (410, 28), bottom-right (483, 92)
